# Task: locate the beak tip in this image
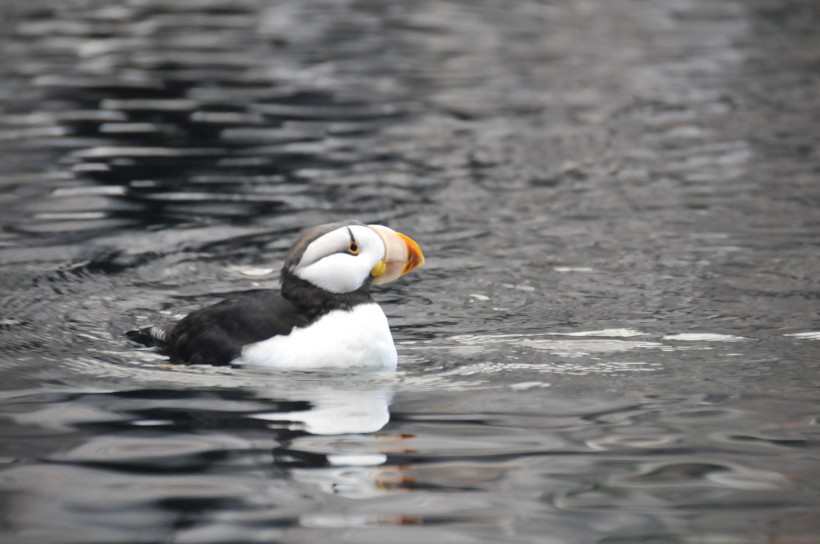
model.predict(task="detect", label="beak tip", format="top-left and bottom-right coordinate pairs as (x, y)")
top-left (399, 232), bottom-right (425, 275)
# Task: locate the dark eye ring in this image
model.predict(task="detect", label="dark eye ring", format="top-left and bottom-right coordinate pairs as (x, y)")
top-left (347, 242), bottom-right (359, 255)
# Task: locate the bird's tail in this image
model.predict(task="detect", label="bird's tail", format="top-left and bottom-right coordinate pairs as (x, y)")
top-left (126, 324), bottom-right (173, 348)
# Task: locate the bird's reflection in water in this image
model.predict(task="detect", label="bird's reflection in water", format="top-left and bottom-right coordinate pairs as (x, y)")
top-left (250, 382), bottom-right (417, 499)
top-left (2, 382), bottom-right (421, 538)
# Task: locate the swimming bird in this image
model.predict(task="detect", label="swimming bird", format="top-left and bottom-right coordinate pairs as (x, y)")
top-left (135, 220), bottom-right (424, 369)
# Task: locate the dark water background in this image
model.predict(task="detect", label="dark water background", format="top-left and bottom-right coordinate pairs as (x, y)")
top-left (1, 1), bottom-right (819, 542)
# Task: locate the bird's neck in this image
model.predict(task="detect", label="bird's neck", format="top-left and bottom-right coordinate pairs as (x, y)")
top-left (280, 269), bottom-right (374, 321)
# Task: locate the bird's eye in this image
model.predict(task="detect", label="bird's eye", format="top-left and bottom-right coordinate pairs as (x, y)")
top-left (347, 241), bottom-right (359, 255)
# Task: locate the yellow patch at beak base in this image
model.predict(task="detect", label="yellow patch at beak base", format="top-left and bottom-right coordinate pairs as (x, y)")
top-left (370, 260), bottom-right (387, 278)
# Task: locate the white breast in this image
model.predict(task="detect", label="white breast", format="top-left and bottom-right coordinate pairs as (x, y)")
top-left (234, 303), bottom-right (398, 370)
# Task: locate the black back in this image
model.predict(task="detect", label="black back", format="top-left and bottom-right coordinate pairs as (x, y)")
top-left (160, 270), bottom-right (374, 365)
top-left (164, 290), bottom-right (309, 365)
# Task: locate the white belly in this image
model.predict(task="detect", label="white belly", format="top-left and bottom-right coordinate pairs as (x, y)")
top-left (234, 303), bottom-right (398, 370)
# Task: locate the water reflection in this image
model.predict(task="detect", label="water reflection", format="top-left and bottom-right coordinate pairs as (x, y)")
top-left (255, 384), bottom-right (396, 500)
top-left (254, 386), bottom-right (391, 435)
top-left (2, 369), bottom-right (819, 542)
top-left (0, 377), bottom-right (401, 540)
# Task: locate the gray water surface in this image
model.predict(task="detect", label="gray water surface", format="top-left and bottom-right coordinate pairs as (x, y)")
top-left (1, 1), bottom-right (819, 543)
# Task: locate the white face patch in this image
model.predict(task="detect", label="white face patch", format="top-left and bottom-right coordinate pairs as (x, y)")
top-left (292, 225), bottom-right (386, 294)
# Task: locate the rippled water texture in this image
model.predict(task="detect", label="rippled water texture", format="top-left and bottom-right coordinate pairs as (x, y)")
top-left (1, 1), bottom-right (819, 542)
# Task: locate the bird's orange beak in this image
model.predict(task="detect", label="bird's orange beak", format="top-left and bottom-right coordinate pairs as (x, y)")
top-left (367, 225), bottom-right (425, 285)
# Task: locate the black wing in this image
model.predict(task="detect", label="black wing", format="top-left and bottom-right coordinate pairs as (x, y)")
top-left (162, 290), bottom-right (309, 365)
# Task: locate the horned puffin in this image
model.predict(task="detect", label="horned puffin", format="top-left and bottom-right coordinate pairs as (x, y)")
top-left (137, 220), bottom-right (424, 369)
